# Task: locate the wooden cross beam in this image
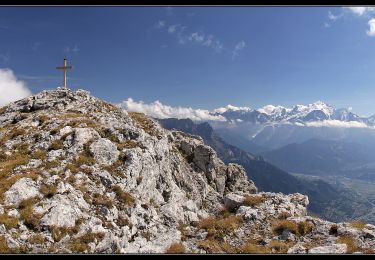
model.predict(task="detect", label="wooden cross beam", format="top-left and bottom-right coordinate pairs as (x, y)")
top-left (56, 58), bottom-right (73, 88)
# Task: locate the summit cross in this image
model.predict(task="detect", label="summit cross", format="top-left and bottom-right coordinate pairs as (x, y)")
top-left (56, 58), bottom-right (73, 88)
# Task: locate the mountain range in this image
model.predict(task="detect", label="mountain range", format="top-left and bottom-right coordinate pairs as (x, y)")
top-left (211, 101), bottom-right (372, 126)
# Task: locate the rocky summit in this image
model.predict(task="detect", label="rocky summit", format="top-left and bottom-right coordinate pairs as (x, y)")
top-left (0, 88), bottom-right (374, 254)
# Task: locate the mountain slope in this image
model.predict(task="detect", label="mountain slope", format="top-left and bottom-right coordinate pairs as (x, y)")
top-left (158, 118), bottom-right (375, 224)
top-left (0, 88), bottom-right (374, 254)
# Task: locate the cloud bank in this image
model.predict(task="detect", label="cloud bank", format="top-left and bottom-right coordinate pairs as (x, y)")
top-left (0, 68), bottom-right (32, 107)
top-left (305, 120), bottom-right (369, 128)
top-left (119, 98), bottom-right (226, 122)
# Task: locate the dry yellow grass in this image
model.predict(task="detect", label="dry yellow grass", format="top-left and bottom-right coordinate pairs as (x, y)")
top-left (27, 234), bottom-right (45, 244)
top-left (92, 193), bottom-right (114, 208)
top-left (272, 219), bottom-right (313, 237)
top-left (67, 232), bottom-right (105, 253)
top-left (40, 184), bottom-right (58, 198)
top-left (0, 214), bottom-right (19, 229)
top-left (197, 215), bottom-right (243, 240)
top-left (239, 242), bottom-right (271, 254)
top-left (113, 185), bottom-right (135, 208)
top-left (243, 195), bottom-right (266, 207)
top-left (165, 242), bottom-right (186, 254)
top-left (18, 197), bottom-right (42, 231)
top-left (336, 236), bottom-right (359, 254)
top-left (350, 220), bottom-right (367, 230)
top-left (128, 112), bottom-right (162, 138)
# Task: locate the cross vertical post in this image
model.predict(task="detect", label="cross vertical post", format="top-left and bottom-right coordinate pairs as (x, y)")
top-left (56, 58), bottom-right (73, 88)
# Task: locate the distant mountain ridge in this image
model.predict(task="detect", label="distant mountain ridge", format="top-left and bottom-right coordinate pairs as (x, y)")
top-left (211, 101), bottom-right (369, 126)
top-left (157, 118), bottom-right (374, 224)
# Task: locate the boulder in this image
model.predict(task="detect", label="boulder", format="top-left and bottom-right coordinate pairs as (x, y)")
top-left (5, 178), bottom-right (40, 206)
top-left (223, 193), bottom-right (244, 211)
top-left (90, 138), bottom-right (119, 165)
top-left (287, 243), bottom-right (307, 254)
top-left (308, 244), bottom-right (347, 254)
top-left (74, 128), bottom-right (100, 145)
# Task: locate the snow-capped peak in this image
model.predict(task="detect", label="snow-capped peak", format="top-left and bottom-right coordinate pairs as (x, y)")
top-left (257, 105), bottom-right (288, 115)
top-left (292, 101), bottom-right (334, 117)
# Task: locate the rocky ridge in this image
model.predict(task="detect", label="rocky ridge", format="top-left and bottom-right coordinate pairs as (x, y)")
top-left (0, 88), bottom-right (374, 254)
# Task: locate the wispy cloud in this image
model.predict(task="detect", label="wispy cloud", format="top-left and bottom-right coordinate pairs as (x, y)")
top-left (167, 24), bottom-right (179, 34)
top-left (0, 69), bottom-right (32, 107)
top-left (0, 25), bottom-right (9, 30)
top-left (118, 98), bottom-right (226, 122)
top-left (64, 44), bottom-right (79, 53)
top-left (344, 7), bottom-right (375, 16)
top-left (324, 10), bottom-right (343, 28)
top-left (328, 11), bottom-right (341, 21)
top-left (232, 40), bottom-right (246, 60)
top-left (0, 53), bottom-right (10, 63)
top-left (156, 21), bottom-right (225, 53)
top-left (367, 18), bottom-right (375, 36)
top-left (155, 20), bottom-right (166, 29)
top-left (305, 120), bottom-right (369, 128)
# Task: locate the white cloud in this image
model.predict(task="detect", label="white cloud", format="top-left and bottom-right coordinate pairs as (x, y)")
top-left (168, 24), bottom-right (179, 34)
top-left (188, 32), bottom-right (205, 43)
top-left (305, 120), bottom-right (368, 128)
top-left (367, 18), bottom-right (375, 36)
top-left (328, 11), bottom-right (340, 21)
top-left (232, 40), bottom-right (246, 60)
top-left (344, 7), bottom-right (375, 16)
top-left (65, 44), bottom-right (79, 53)
top-left (0, 68), bottom-right (32, 107)
top-left (118, 98), bottom-right (226, 122)
top-left (155, 20), bottom-right (166, 29)
top-left (213, 104), bottom-right (252, 113)
top-left (155, 21), bottom-right (224, 53)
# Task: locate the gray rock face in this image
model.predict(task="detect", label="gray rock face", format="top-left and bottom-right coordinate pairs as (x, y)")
top-left (287, 244), bottom-right (307, 254)
top-left (5, 178), bottom-right (41, 206)
top-left (74, 128), bottom-right (100, 145)
top-left (90, 138), bottom-right (119, 165)
top-left (308, 244), bottom-right (347, 254)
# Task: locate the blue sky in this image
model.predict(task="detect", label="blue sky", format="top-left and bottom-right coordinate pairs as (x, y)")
top-left (2, 6), bottom-right (375, 116)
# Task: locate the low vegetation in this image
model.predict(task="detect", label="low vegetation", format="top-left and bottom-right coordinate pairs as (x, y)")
top-left (49, 139), bottom-right (64, 151)
top-left (31, 150), bottom-right (47, 160)
top-left (128, 112), bottom-right (162, 138)
top-left (18, 197), bottom-right (42, 231)
top-left (165, 242), bottom-right (186, 254)
top-left (0, 214), bottom-right (19, 229)
top-left (67, 232), bottom-right (105, 253)
top-left (272, 219), bottom-right (314, 237)
top-left (27, 234), bottom-right (45, 245)
top-left (113, 185), bottom-right (135, 208)
top-left (350, 220), bottom-right (367, 230)
top-left (92, 193), bottom-right (114, 208)
top-left (243, 195), bottom-right (266, 207)
top-left (40, 183), bottom-right (58, 198)
top-left (336, 235), bottom-right (359, 254)
top-left (197, 215), bottom-right (243, 240)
